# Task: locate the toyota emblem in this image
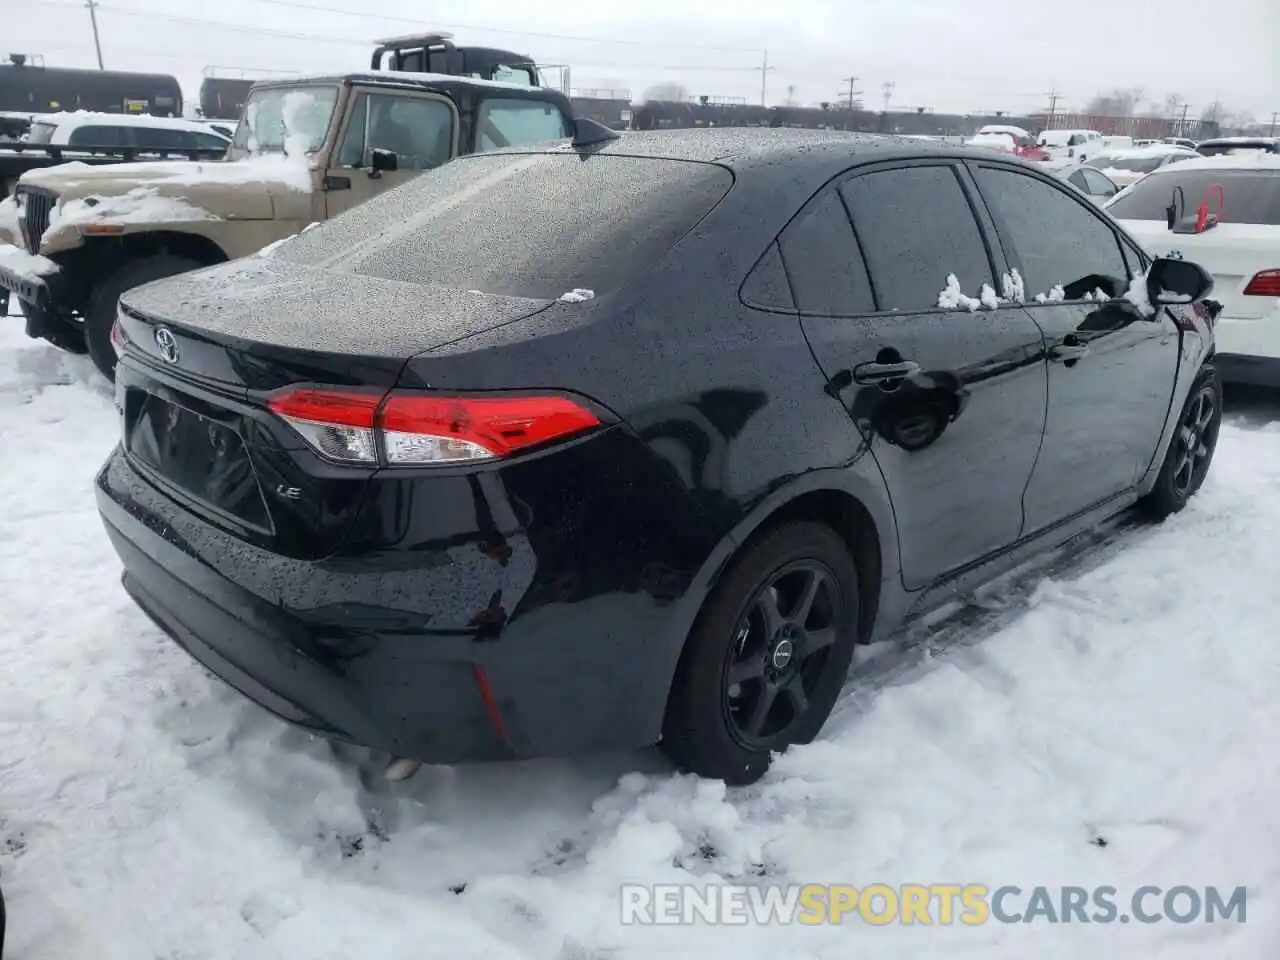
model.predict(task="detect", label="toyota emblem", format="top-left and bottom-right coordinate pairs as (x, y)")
top-left (154, 327), bottom-right (179, 364)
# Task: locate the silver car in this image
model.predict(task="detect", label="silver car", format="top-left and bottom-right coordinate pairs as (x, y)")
top-left (1042, 159), bottom-right (1120, 205)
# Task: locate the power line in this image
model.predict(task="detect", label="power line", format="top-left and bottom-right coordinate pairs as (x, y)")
top-left (209, 0), bottom-right (763, 53)
top-left (32, 0), bottom-right (767, 73)
top-left (35, 0), bottom-right (760, 54)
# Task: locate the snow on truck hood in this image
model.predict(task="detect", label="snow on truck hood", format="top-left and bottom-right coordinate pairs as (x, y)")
top-left (119, 256), bottom-right (557, 358)
top-left (18, 153), bottom-right (313, 221)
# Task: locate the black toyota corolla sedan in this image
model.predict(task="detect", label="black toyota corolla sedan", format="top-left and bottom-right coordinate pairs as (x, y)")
top-left (96, 126), bottom-right (1221, 786)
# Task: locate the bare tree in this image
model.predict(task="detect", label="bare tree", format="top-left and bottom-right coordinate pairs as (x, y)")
top-left (1163, 93), bottom-right (1185, 118)
top-left (1083, 87), bottom-right (1145, 117)
top-left (640, 82), bottom-right (690, 104)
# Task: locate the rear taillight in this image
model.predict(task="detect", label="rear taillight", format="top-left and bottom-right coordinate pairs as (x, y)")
top-left (1243, 270), bottom-right (1280, 297)
top-left (266, 388), bottom-right (605, 466)
top-left (110, 316), bottom-right (126, 357)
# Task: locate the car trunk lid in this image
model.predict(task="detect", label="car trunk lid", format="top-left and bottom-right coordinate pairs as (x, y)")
top-left (114, 257), bottom-right (556, 560)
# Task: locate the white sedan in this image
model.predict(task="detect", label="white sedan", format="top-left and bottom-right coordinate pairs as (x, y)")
top-left (1085, 145), bottom-right (1199, 188)
top-left (1106, 152), bottom-right (1280, 386)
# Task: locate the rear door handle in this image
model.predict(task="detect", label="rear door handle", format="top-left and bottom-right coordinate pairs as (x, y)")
top-left (853, 360), bottom-right (920, 383)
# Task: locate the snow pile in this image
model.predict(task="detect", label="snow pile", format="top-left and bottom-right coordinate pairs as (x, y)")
top-left (1124, 270), bottom-right (1157, 316)
top-left (45, 186), bottom-right (218, 240)
top-left (559, 288), bottom-right (596, 302)
top-left (0, 192), bottom-right (21, 239)
top-left (0, 242), bottom-right (58, 276)
top-left (1034, 284), bottom-right (1067, 303)
top-left (4, 301), bottom-right (1280, 958)
top-left (1001, 268), bottom-right (1026, 302)
top-left (280, 91), bottom-right (321, 160)
top-left (45, 153), bottom-right (314, 194)
top-left (937, 274), bottom-right (999, 311)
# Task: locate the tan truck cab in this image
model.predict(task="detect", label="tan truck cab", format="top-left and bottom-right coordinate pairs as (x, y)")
top-left (0, 70), bottom-right (575, 379)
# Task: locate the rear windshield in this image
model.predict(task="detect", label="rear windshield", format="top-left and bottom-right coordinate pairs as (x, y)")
top-left (1197, 142), bottom-right (1279, 157)
top-left (275, 152), bottom-right (733, 298)
top-left (1088, 153), bottom-right (1167, 174)
top-left (1105, 169), bottom-right (1280, 225)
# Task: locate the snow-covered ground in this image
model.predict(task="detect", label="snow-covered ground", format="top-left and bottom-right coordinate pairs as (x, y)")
top-left (2, 299), bottom-right (1279, 959)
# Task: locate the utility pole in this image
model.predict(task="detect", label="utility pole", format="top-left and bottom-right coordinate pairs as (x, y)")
top-left (881, 81), bottom-right (895, 112)
top-left (839, 76), bottom-right (862, 110)
top-left (85, 0), bottom-right (104, 69)
top-left (1045, 87), bottom-right (1060, 128)
top-left (756, 50), bottom-right (774, 107)
top-left (1178, 102), bottom-right (1189, 136)
top-left (1271, 111), bottom-right (1278, 136)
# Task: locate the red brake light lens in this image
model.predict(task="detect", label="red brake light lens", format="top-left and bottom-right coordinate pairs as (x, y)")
top-left (266, 388), bottom-right (604, 466)
top-left (380, 395), bottom-right (603, 463)
top-left (1243, 270), bottom-right (1280, 297)
top-left (110, 317), bottom-right (126, 357)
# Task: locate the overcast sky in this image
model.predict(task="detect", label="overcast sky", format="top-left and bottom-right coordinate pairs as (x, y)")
top-left (22, 0), bottom-right (1280, 119)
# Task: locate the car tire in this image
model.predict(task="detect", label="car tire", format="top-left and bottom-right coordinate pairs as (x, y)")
top-left (85, 254), bottom-right (203, 382)
top-left (1142, 361), bottom-right (1222, 519)
top-left (660, 521), bottom-right (861, 785)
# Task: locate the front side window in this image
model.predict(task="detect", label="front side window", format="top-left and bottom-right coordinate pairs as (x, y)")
top-left (842, 164), bottom-right (995, 312)
top-left (973, 165), bottom-right (1129, 298)
top-left (476, 98), bottom-right (571, 152)
top-left (336, 93), bottom-right (454, 171)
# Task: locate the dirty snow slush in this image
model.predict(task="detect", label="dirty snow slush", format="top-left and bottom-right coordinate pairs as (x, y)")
top-left (1, 307), bottom-right (1278, 959)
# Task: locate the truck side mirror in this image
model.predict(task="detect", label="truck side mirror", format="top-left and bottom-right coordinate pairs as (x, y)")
top-left (369, 148), bottom-right (399, 175)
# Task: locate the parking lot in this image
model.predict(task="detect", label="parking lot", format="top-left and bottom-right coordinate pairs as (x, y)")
top-left (3, 295), bottom-right (1280, 957)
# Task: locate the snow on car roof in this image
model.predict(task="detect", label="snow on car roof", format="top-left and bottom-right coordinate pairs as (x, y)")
top-left (30, 111), bottom-right (229, 135)
top-left (1141, 151), bottom-right (1280, 175)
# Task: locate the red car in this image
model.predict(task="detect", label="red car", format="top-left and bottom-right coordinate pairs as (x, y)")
top-left (973, 125), bottom-right (1051, 161)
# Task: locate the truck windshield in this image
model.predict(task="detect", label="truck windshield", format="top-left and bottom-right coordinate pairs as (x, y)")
top-left (233, 85), bottom-right (339, 156)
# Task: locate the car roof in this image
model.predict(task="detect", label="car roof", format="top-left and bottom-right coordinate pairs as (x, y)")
top-left (1139, 151), bottom-right (1280, 175)
top-left (31, 111), bottom-right (226, 134)
top-left (252, 70), bottom-right (566, 99)
top-left (495, 127), bottom-right (1041, 177)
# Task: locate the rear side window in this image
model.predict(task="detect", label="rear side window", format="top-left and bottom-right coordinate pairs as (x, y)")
top-left (777, 191), bottom-right (874, 315)
top-left (134, 127), bottom-right (192, 152)
top-left (275, 153), bottom-right (732, 299)
top-left (67, 125), bottom-right (127, 148)
top-left (973, 165), bottom-right (1129, 299)
top-left (476, 98), bottom-right (570, 151)
top-left (841, 165), bottom-right (994, 312)
top-left (27, 122), bottom-right (56, 144)
top-left (1105, 169), bottom-right (1280, 225)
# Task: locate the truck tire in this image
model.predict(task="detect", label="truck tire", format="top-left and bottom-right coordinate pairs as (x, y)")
top-left (85, 254), bottom-right (202, 382)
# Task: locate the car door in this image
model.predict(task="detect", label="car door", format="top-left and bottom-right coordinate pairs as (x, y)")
top-left (324, 88), bottom-right (459, 218)
top-left (791, 161), bottom-right (1048, 590)
top-left (967, 161), bottom-right (1181, 534)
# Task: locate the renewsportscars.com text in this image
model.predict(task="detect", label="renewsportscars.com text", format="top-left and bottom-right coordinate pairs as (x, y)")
top-left (620, 883), bottom-right (1248, 926)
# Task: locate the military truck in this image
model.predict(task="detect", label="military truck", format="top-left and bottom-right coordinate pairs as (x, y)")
top-left (0, 64), bottom-right (576, 380)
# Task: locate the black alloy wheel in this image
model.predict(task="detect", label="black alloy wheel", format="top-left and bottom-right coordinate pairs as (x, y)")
top-left (661, 521), bottom-right (861, 785)
top-left (1143, 362), bottom-right (1221, 518)
top-left (1169, 381), bottom-right (1218, 499)
top-left (723, 560), bottom-right (840, 748)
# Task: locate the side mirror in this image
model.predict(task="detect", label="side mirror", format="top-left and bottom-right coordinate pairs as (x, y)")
top-left (369, 148), bottom-right (398, 174)
top-left (1147, 257), bottom-right (1215, 306)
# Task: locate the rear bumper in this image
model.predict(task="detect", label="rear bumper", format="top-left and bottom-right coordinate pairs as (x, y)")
top-left (95, 432), bottom-right (717, 764)
top-left (98, 460), bottom-right (515, 764)
top-left (1215, 353), bottom-right (1280, 389)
